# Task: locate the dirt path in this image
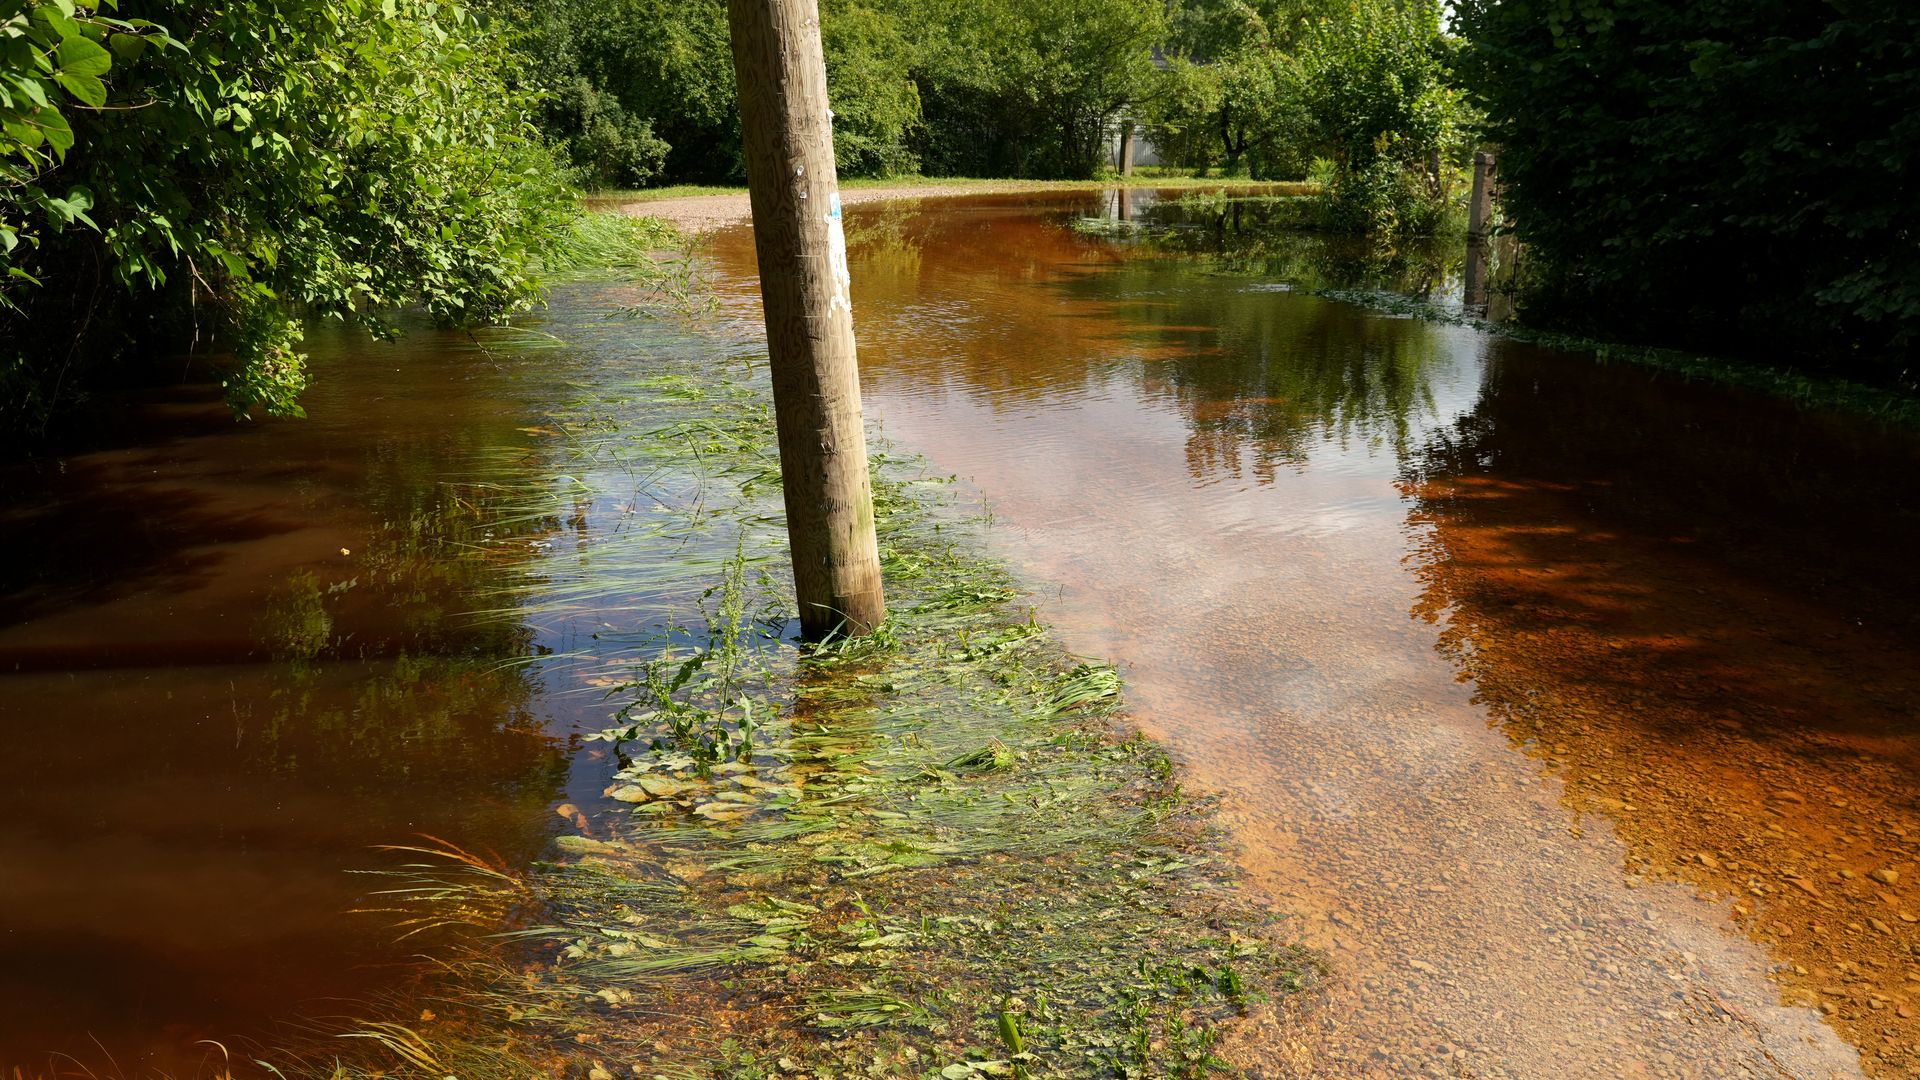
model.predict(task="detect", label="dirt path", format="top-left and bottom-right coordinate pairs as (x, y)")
top-left (601, 181), bottom-right (1084, 235)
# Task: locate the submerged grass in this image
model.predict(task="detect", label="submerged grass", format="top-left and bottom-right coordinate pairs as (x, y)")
top-left (543, 213), bottom-right (718, 320)
top-left (293, 285), bottom-right (1317, 1077)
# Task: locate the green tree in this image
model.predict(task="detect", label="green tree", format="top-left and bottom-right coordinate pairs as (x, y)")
top-left (1150, 48), bottom-right (1306, 178)
top-left (1456, 0), bottom-right (1920, 376)
top-left (1148, 0), bottom-right (1463, 203)
top-left (1290, 0), bottom-right (1467, 234)
top-left (1, 0), bottom-right (574, 433)
top-left (516, 0), bottom-right (922, 187)
top-left (516, 0), bottom-right (738, 185)
top-left (866, 0), bottom-right (1168, 179)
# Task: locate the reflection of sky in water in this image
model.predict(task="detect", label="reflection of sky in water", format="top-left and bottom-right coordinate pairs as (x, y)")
top-left (701, 192), bottom-right (1913, 1077)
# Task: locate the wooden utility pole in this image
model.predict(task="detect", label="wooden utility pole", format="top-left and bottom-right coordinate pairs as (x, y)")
top-left (727, 0), bottom-right (886, 639)
top-left (1467, 152), bottom-right (1497, 241)
top-left (1464, 151), bottom-right (1498, 314)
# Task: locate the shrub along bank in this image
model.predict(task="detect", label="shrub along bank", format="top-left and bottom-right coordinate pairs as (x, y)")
top-left (0, 0), bottom-right (575, 436)
top-left (1456, 0), bottom-right (1920, 384)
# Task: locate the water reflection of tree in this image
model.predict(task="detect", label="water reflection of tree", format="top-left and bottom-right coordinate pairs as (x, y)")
top-left (248, 412), bottom-right (572, 784)
top-left (834, 194), bottom-right (1460, 484)
top-left (1406, 338), bottom-right (1920, 632)
top-left (0, 325), bottom-right (584, 1075)
top-left (1135, 195), bottom-right (1465, 299)
top-left (1398, 335), bottom-right (1920, 1062)
top-left (1048, 257), bottom-right (1450, 481)
top-left (835, 196), bottom-right (1136, 408)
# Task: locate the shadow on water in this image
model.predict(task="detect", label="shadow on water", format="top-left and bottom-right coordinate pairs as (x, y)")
top-left (0, 324), bottom-right (572, 1075)
top-left (697, 188), bottom-right (1920, 1076)
top-left (1401, 337), bottom-right (1920, 1063)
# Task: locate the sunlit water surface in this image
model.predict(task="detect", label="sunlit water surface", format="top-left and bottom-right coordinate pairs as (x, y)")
top-left (699, 192), bottom-right (1919, 1078)
top-left (4, 190), bottom-right (1919, 1079)
top-left (0, 285), bottom-right (771, 1075)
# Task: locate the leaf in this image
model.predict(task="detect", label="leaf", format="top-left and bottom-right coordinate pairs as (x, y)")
top-left (9, 72), bottom-right (49, 107)
top-left (107, 33), bottom-right (146, 63)
top-left (30, 5), bottom-right (79, 44)
top-left (37, 108), bottom-right (72, 155)
top-left (42, 188), bottom-right (95, 229)
top-left (52, 69), bottom-right (104, 107)
top-left (4, 114), bottom-right (45, 149)
top-left (56, 34), bottom-right (110, 79)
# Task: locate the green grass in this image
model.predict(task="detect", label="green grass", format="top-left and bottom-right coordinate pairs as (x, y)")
top-left (281, 282), bottom-right (1317, 1079)
top-left (546, 212), bottom-right (684, 271)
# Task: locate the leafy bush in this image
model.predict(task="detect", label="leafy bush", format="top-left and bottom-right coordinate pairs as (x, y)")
top-left (550, 78), bottom-right (672, 190)
top-left (1, 0), bottom-right (575, 432)
top-left (516, 0), bottom-right (924, 188)
top-left (1290, 0), bottom-right (1468, 235)
top-left (905, 0), bottom-right (1166, 180)
top-left (1456, 0), bottom-right (1920, 378)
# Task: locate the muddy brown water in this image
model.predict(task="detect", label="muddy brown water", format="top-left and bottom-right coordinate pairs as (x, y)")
top-left (695, 192), bottom-right (1920, 1077)
top-left (0, 290), bottom-right (763, 1076)
top-left (4, 190), bottom-right (1919, 1078)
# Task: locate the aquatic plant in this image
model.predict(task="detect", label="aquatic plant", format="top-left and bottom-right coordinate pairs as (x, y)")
top-left (312, 286), bottom-right (1319, 1078)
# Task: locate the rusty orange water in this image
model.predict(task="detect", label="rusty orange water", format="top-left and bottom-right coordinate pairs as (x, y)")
top-left (6, 191), bottom-right (1920, 1079)
top-left (0, 293), bottom-right (759, 1076)
top-left (697, 192), bottom-right (1920, 1077)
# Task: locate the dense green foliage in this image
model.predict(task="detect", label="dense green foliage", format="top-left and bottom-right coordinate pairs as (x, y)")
top-left (902, 0), bottom-right (1165, 179)
top-left (516, 0), bottom-right (907, 187)
top-left (1292, 0), bottom-right (1466, 233)
top-left (0, 0), bottom-right (572, 432)
top-left (520, 0), bottom-right (1167, 187)
top-left (1149, 0), bottom-right (1471, 234)
top-left (1150, 0), bottom-right (1321, 178)
top-left (1457, 0), bottom-right (1920, 377)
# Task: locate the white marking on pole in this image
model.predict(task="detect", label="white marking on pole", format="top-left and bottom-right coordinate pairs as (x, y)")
top-left (826, 191), bottom-right (852, 316)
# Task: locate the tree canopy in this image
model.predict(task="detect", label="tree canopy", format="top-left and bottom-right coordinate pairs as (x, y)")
top-left (1456, 0), bottom-right (1920, 378)
top-left (1, 0), bottom-right (572, 432)
top-left (10, 0), bottom-right (1910, 434)
top-left (521, 0), bottom-right (1167, 187)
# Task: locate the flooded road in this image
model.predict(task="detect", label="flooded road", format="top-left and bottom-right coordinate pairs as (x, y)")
top-left (0, 290), bottom-right (764, 1075)
top-left (5, 188), bottom-right (1919, 1078)
top-left (693, 192), bottom-right (1920, 1077)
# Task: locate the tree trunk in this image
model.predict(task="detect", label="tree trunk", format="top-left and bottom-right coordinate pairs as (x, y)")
top-left (727, 0), bottom-right (887, 639)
